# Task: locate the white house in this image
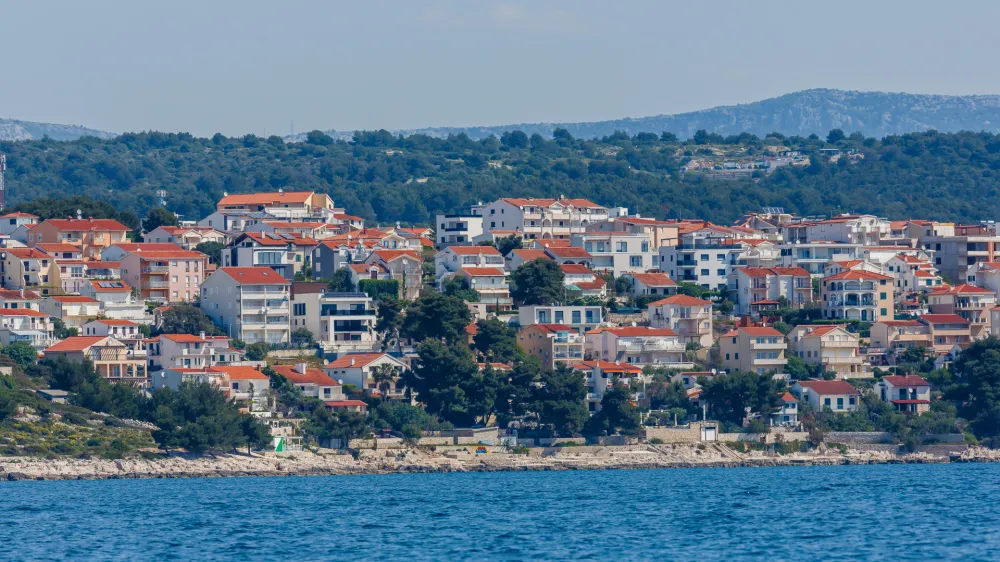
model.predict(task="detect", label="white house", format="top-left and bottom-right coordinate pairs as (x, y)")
top-left (200, 267), bottom-right (291, 345)
top-left (272, 363), bottom-right (345, 402)
top-left (323, 352), bottom-right (409, 401)
top-left (585, 326), bottom-right (693, 369)
top-left (874, 375), bottom-right (931, 414)
top-left (434, 246), bottom-right (504, 285)
top-left (792, 380), bottom-right (860, 412)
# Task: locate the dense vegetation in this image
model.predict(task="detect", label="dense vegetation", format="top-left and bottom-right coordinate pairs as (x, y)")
top-left (5, 128), bottom-right (1000, 225)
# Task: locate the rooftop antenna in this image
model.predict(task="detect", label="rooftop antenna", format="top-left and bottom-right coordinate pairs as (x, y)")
top-left (0, 153), bottom-right (5, 212)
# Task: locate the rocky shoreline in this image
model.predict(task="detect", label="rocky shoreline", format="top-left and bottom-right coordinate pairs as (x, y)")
top-left (3, 444), bottom-right (997, 482)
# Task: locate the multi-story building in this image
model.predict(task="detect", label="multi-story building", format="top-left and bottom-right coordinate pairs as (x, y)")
top-left (316, 292), bottom-right (378, 356)
top-left (561, 264), bottom-right (607, 298)
top-left (783, 214), bottom-right (890, 246)
top-left (647, 295), bottom-right (714, 347)
top-left (200, 267), bottom-right (291, 345)
top-left (570, 360), bottom-right (643, 412)
top-left (79, 279), bottom-right (149, 322)
top-left (322, 353), bottom-right (409, 401)
top-left (974, 261), bottom-right (1000, 294)
top-left (0, 212), bottom-right (39, 240)
top-left (661, 230), bottom-right (778, 290)
top-left (518, 305), bottom-right (603, 333)
top-left (517, 324), bottom-right (585, 369)
top-left (224, 232), bottom-right (316, 280)
top-left (787, 324), bottom-right (869, 379)
top-left (585, 326), bottom-right (693, 369)
top-left (143, 333), bottom-right (217, 371)
top-left (874, 375), bottom-right (932, 414)
top-left (100, 242), bottom-right (189, 262)
top-left (623, 273), bottom-right (677, 297)
top-left (120, 249), bottom-right (208, 303)
top-left (720, 326), bottom-right (787, 374)
top-left (918, 314), bottom-right (973, 355)
top-left (40, 295), bottom-right (102, 329)
top-left (434, 246), bottom-right (504, 286)
top-left (920, 228), bottom-right (1000, 284)
top-left (870, 320), bottom-right (933, 360)
top-left (927, 284), bottom-right (996, 339)
top-left (792, 380), bottom-right (859, 412)
top-left (777, 242), bottom-right (867, 277)
top-left (81, 319), bottom-right (144, 348)
top-left (591, 217), bottom-right (680, 248)
top-left (1, 247), bottom-right (57, 292)
top-left (0, 289), bottom-right (41, 310)
top-left (543, 246), bottom-right (594, 268)
top-left (570, 232), bottom-right (657, 276)
top-left (0, 308), bottom-right (55, 350)
top-left (44, 336), bottom-right (149, 388)
top-left (271, 363), bottom-right (345, 402)
top-left (435, 214), bottom-right (484, 248)
top-left (507, 249), bottom-right (550, 270)
top-left (246, 221), bottom-right (332, 240)
top-left (364, 250), bottom-right (423, 299)
top-left (143, 226), bottom-right (228, 249)
top-left (820, 270), bottom-right (894, 322)
top-left (27, 219), bottom-right (130, 260)
top-left (456, 267), bottom-right (511, 310)
top-left (480, 197), bottom-right (609, 240)
top-left (289, 282), bottom-right (328, 336)
top-left (215, 191), bottom-right (336, 219)
top-left (727, 266), bottom-right (813, 316)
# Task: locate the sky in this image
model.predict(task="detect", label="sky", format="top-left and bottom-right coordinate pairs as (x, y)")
top-left (3, 0), bottom-right (1000, 138)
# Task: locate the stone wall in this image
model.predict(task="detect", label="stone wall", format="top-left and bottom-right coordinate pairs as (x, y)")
top-left (643, 425), bottom-right (703, 444)
top-left (718, 432), bottom-right (809, 444)
top-left (607, 312), bottom-right (646, 325)
top-left (825, 432), bottom-right (894, 444)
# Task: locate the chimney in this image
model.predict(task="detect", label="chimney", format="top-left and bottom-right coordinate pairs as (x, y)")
top-left (350, 357), bottom-right (356, 367)
top-left (199, 331), bottom-right (206, 340)
top-left (295, 362), bottom-right (307, 374)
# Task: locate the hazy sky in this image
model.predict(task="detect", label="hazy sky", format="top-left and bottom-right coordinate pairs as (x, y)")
top-left (3, 0), bottom-right (1000, 137)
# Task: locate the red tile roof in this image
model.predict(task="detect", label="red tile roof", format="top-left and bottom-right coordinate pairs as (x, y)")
top-left (325, 353), bottom-right (388, 369)
top-left (6, 248), bottom-right (51, 259)
top-left (448, 246), bottom-right (501, 256)
top-left (628, 273), bottom-right (677, 286)
top-left (324, 400), bottom-right (368, 408)
top-left (779, 392), bottom-right (797, 402)
top-left (0, 308), bottom-right (48, 317)
top-left (35, 243), bottom-right (81, 253)
top-left (0, 212), bottom-right (37, 219)
top-left (0, 289), bottom-right (40, 300)
top-left (372, 249), bottom-right (420, 262)
top-left (160, 334), bottom-right (207, 343)
top-left (500, 197), bottom-right (603, 209)
top-left (272, 365), bottom-right (340, 386)
top-left (919, 314), bottom-right (970, 325)
top-left (559, 263), bottom-right (592, 274)
top-left (512, 249), bottom-right (551, 261)
top-left (37, 219), bottom-right (129, 232)
top-left (573, 279), bottom-right (606, 290)
top-left (796, 380), bottom-right (859, 395)
top-left (878, 320), bottom-right (923, 327)
top-left (92, 319), bottom-right (137, 326)
top-left (824, 270), bottom-right (893, 281)
top-left (569, 360), bottom-right (643, 373)
top-left (930, 284), bottom-right (993, 295)
top-left (883, 375), bottom-right (930, 387)
top-left (723, 326), bottom-right (784, 337)
top-left (44, 336), bottom-right (109, 352)
top-left (526, 324), bottom-right (573, 334)
top-left (461, 267), bottom-right (505, 277)
top-left (89, 280), bottom-right (130, 292)
top-left (799, 325), bottom-right (846, 337)
top-left (109, 243), bottom-right (185, 253)
top-left (649, 295), bottom-right (712, 307)
top-left (218, 191), bottom-right (314, 206)
top-left (218, 267), bottom-right (290, 285)
top-left (545, 247), bottom-right (593, 259)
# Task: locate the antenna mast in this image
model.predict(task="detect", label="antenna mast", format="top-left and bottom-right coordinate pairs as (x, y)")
top-left (0, 153), bottom-right (6, 211)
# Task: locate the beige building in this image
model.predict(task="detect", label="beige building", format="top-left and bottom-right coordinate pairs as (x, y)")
top-left (787, 324), bottom-right (869, 379)
top-left (820, 270), bottom-right (894, 322)
top-left (927, 284), bottom-right (996, 339)
top-left (720, 326), bottom-right (787, 374)
top-left (44, 336), bottom-right (149, 388)
top-left (647, 295), bottom-right (714, 347)
top-left (517, 324), bottom-right (585, 369)
top-left (585, 326), bottom-right (693, 369)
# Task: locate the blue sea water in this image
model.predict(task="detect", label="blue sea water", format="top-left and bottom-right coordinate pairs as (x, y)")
top-left (2, 464), bottom-right (999, 561)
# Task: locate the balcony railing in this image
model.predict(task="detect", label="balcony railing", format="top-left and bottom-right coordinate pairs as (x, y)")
top-left (146, 280), bottom-right (170, 289)
top-left (617, 340), bottom-right (686, 353)
top-left (142, 266), bottom-right (170, 274)
top-left (323, 308), bottom-right (377, 316)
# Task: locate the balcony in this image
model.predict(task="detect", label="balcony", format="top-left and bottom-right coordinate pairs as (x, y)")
top-left (617, 340), bottom-right (686, 353)
top-left (146, 280), bottom-right (170, 289)
top-left (323, 308), bottom-right (377, 317)
top-left (753, 357), bottom-right (786, 366)
top-left (822, 356), bottom-right (861, 364)
top-left (750, 341), bottom-right (786, 350)
top-left (142, 266), bottom-right (170, 274)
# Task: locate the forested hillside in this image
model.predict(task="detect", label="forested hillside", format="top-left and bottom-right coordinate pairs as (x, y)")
top-left (3, 128), bottom-right (1000, 225)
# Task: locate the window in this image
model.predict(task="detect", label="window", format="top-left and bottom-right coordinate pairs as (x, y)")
top-left (630, 256), bottom-right (642, 267)
top-left (616, 242), bottom-right (627, 253)
top-left (880, 308), bottom-right (887, 316)
top-left (717, 269), bottom-right (726, 276)
top-left (700, 254), bottom-right (709, 261)
top-left (700, 269), bottom-right (709, 276)
top-left (837, 397), bottom-right (844, 409)
top-left (491, 222), bottom-right (496, 228)
top-left (725, 353), bottom-right (730, 360)
top-left (294, 303), bottom-right (306, 316)
top-left (641, 241), bottom-right (649, 252)
top-left (824, 398), bottom-right (831, 407)
top-left (554, 311), bottom-right (564, 323)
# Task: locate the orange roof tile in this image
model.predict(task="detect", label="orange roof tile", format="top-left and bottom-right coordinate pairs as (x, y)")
top-left (272, 365), bottom-right (340, 386)
top-left (325, 353), bottom-right (389, 369)
top-left (210, 365), bottom-right (270, 380)
top-left (545, 247), bottom-right (592, 259)
top-left (448, 246), bottom-right (501, 256)
top-left (44, 336), bottom-right (109, 352)
top-left (218, 191), bottom-right (313, 207)
top-left (823, 270), bottom-right (893, 281)
top-left (36, 219), bottom-right (129, 232)
top-left (796, 380), bottom-right (858, 395)
top-left (47, 296), bottom-right (99, 303)
top-left (628, 273), bottom-right (677, 286)
top-left (6, 248), bottom-right (51, 259)
top-left (218, 267), bottom-right (290, 285)
top-left (0, 308), bottom-right (48, 317)
top-left (461, 267), bottom-right (505, 277)
top-left (649, 295), bottom-right (712, 307)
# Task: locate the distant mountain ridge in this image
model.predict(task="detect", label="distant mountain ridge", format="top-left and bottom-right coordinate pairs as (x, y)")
top-left (0, 118), bottom-right (114, 141)
top-left (290, 88), bottom-right (1000, 141)
top-left (7, 88), bottom-right (1000, 143)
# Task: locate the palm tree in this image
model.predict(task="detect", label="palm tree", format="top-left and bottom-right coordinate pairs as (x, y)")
top-left (371, 363), bottom-right (397, 401)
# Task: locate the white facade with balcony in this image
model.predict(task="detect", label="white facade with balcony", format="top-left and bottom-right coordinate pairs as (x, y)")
top-left (481, 198), bottom-right (610, 241)
top-left (518, 305), bottom-right (603, 333)
top-left (586, 327), bottom-right (693, 369)
top-left (317, 292), bottom-right (378, 356)
top-left (201, 268), bottom-right (292, 345)
top-left (571, 232), bottom-right (657, 276)
top-left (435, 214), bottom-right (484, 248)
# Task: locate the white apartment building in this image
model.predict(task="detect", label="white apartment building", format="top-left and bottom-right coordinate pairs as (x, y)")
top-left (435, 214), bottom-right (484, 248)
top-left (144, 333), bottom-right (216, 371)
top-left (434, 246), bottom-right (504, 285)
top-left (585, 327), bottom-right (694, 369)
top-left (778, 242), bottom-right (867, 277)
top-left (646, 295), bottom-right (714, 347)
top-left (481, 197), bottom-right (609, 240)
top-left (661, 230), bottom-right (778, 290)
top-left (570, 232), bottom-right (657, 276)
top-left (727, 266), bottom-right (813, 317)
top-left (200, 267), bottom-right (291, 345)
top-left (316, 292), bottom-right (378, 356)
top-left (0, 308), bottom-right (55, 351)
top-left (518, 305), bottom-right (603, 333)
top-left (783, 215), bottom-right (890, 246)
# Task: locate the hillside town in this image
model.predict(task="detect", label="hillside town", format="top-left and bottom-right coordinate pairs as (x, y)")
top-left (3, 190), bottom-right (999, 453)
